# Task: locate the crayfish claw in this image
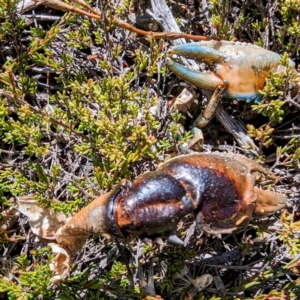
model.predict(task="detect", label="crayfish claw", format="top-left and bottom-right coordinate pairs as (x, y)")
top-left (167, 40), bottom-right (296, 102)
top-left (167, 57), bottom-right (223, 91)
top-left (21, 152), bottom-right (287, 284)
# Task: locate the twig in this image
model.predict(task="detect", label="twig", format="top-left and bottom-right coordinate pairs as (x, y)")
top-left (203, 264), bottom-right (261, 270)
top-left (33, 0), bottom-right (215, 42)
top-left (214, 102), bottom-right (259, 154)
top-left (285, 98), bottom-right (300, 110)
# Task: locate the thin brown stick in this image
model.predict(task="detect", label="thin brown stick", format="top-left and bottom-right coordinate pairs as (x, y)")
top-left (33, 0), bottom-right (214, 41)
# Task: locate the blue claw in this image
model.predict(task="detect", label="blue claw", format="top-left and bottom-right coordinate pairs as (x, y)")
top-left (169, 43), bottom-right (228, 63)
top-left (167, 40), bottom-right (295, 102)
top-left (167, 57), bottom-right (223, 91)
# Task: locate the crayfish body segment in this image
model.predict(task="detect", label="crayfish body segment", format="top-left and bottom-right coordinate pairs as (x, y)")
top-left (75, 153), bottom-right (287, 244)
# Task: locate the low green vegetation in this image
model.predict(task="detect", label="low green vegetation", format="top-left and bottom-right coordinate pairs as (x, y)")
top-left (0, 0), bottom-right (299, 299)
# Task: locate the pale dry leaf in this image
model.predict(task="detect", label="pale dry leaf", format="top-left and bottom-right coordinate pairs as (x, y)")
top-left (49, 243), bottom-right (71, 283)
top-left (18, 193), bottom-right (112, 283)
top-left (18, 195), bottom-right (70, 240)
top-left (50, 192), bottom-right (111, 282)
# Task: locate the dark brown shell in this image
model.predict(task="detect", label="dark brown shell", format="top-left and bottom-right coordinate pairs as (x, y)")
top-left (113, 171), bottom-right (197, 238)
top-left (158, 152), bottom-right (285, 234)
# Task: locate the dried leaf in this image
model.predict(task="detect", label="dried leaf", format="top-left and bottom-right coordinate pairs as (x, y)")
top-left (49, 243), bottom-right (71, 283)
top-left (18, 196), bottom-right (70, 240)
